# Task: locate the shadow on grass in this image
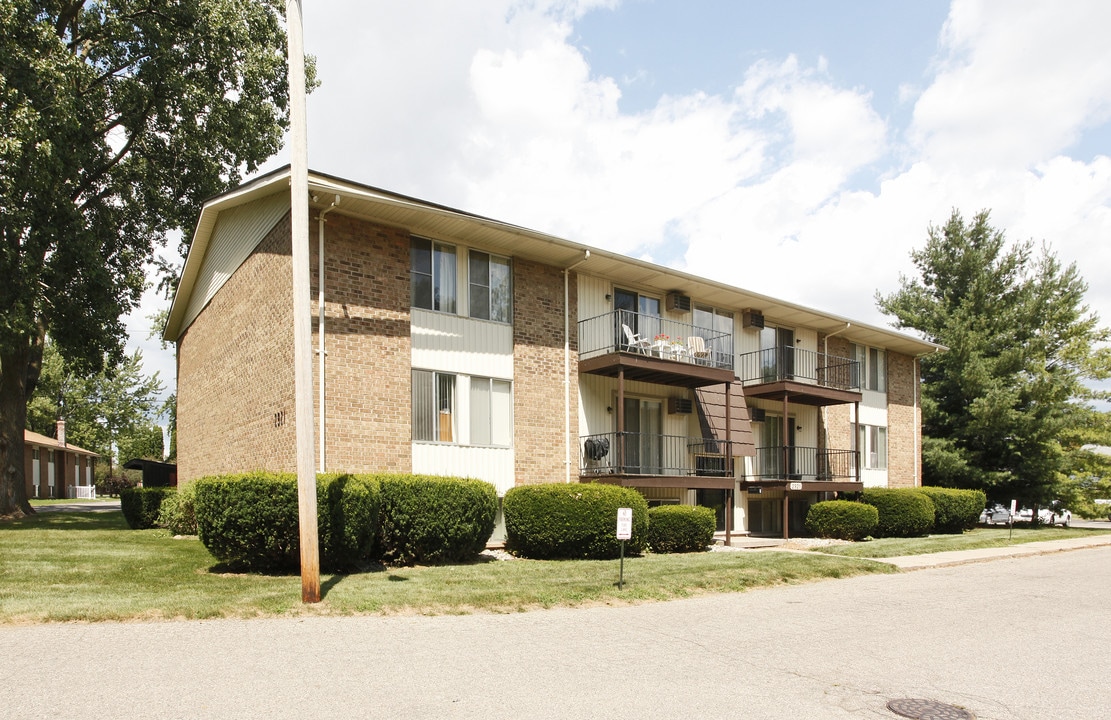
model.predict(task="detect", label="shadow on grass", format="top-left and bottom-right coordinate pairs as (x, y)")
top-left (0, 511), bottom-right (128, 532)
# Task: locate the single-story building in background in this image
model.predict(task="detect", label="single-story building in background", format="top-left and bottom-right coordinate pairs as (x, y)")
top-left (24, 421), bottom-right (98, 499)
top-left (163, 167), bottom-right (942, 539)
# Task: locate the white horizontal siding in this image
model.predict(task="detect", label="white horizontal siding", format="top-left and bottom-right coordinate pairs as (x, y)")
top-left (412, 443), bottom-right (516, 495)
top-left (411, 308), bottom-right (513, 377)
top-left (183, 193), bottom-right (289, 331)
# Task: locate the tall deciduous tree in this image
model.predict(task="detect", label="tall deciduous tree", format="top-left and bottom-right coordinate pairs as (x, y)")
top-left (877, 210), bottom-right (1111, 507)
top-left (0, 1), bottom-right (295, 516)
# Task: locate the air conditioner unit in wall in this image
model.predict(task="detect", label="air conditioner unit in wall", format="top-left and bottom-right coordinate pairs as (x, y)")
top-left (749, 408), bottom-right (766, 422)
top-left (668, 397), bottom-right (693, 414)
top-left (666, 292), bottom-right (691, 312)
top-left (742, 310), bottom-right (765, 329)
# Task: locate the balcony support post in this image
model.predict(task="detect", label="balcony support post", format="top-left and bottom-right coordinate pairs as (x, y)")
top-left (854, 400), bottom-right (861, 484)
top-left (725, 381), bottom-right (733, 546)
top-left (617, 368), bottom-right (626, 472)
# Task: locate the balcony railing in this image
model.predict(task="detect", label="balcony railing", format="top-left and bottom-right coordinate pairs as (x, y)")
top-left (578, 311), bottom-right (734, 372)
top-left (580, 432), bottom-right (736, 477)
top-left (748, 446), bottom-right (858, 481)
top-left (737, 347), bottom-right (859, 391)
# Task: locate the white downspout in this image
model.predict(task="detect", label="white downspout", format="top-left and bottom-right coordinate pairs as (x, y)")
top-left (315, 194), bottom-right (340, 473)
top-left (563, 250), bottom-right (590, 482)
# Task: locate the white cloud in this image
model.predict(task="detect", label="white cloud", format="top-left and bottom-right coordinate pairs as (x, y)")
top-left (250, 0), bottom-right (1111, 342)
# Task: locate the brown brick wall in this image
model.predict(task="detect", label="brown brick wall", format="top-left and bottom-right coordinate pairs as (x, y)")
top-left (886, 350), bottom-right (919, 487)
top-left (513, 259), bottom-right (578, 484)
top-left (176, 213), bottom-right (297, 482)
top-left (820, 335), bottom-right (855, 453)
top-left (311, 214), bottom-right (411, 474)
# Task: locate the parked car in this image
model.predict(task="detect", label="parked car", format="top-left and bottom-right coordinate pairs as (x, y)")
top-left (1039, 507), bottom-right (1071, 527)
top-left (981, 504), bottom-right (1012, 524)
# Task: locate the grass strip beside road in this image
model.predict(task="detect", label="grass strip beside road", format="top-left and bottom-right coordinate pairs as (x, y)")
top-left (813, 526), bottom-right (1111, 559)
top-left (0, 511), bottom-right (895, 624)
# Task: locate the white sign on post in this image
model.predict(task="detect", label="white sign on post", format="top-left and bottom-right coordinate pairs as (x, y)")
top-left (616, 507), bottom-right (633, 540)
top-left (1010, 499), bottom-right (1018, 517)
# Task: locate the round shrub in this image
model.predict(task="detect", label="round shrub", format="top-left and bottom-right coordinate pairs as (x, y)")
top-left (375, 475), bottom-right (497, 565)
top-left (861, 488), bottom-right (935, 538)
top-left (647, 504), bottom-right (715, 553)
top-left (120, 486), bottom-right (174, 529)
top-left (805, 500), bottom-right (878, 541)
top-left (157, 482), bottom-right (198, 535)
top-left (915, 486), bottom-right (986, 533)
top-left (503, 483), bottom-right (649, 559)
top-left (194, 472), bottom-right (380, 572)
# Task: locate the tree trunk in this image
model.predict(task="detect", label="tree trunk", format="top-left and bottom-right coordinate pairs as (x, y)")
top-left (0, 342), bottom-right (35, 517)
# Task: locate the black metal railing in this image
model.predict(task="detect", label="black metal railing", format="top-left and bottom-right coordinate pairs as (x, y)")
top-left (580, 432), bottom-right (735, 477)
top-left (737, 348), bottom-right (859, 390)
top-left (748, 446), bottom-right (858, 481)
top-left (578, 310), bottom-right (734, 371)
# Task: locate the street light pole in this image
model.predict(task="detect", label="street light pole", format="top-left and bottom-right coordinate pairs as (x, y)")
top-left (286, 0), bottom-right (320, 604)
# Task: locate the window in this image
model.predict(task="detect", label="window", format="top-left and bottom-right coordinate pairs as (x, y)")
top-left (851, 344), bottom-right (886, 392)
top-left (694, 305), bottom-right (734, 365)
top-left (412, 370), bottom-right (456, 442)
top-left (470, 377), bottom-right (512, 446)
top-left (413, 371), bottom-right (512, 446)
top-left (855, 424), bottom-right (888, 470)
top-left (410, 237), bottom-right (457, 313)
top-left (469, 251), bottom-right (512, 323)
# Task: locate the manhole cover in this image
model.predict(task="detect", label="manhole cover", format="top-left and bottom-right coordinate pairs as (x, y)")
top-left (887, 698), bottom-right (975, 720)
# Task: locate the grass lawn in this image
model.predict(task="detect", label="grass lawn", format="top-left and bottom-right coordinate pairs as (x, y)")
top-left (813, 525), bottom-right (1111, 559)
top-left (0, 510), bottom-right (896, 624)
top-left (29, 498), bottom-right (118, 506)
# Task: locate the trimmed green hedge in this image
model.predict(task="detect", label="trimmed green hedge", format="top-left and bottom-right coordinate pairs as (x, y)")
top-left (157, 482), bottom-right (197, 535)
top-left (805, 500), bottom-right (878, 541)
top-left (194, 472), bottom-right (380, 572)
top-left (915, 486), bottom-right (986, 533)
top-left (861, 488), bottom-right (935, 538)
top-left (647, 505), bottom-right (715, 553)
top-left (120, 486), bottom-right (174, 530)
top-left (503, 483), bottom-right (649, 559)
top-left (375, 475), bottom-right (497, 565)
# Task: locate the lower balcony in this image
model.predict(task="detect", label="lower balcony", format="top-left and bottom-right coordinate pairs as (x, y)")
top-left (744, 446), bottom-right (862, 492)
top-left (579, 432), bottom-right (737, 489)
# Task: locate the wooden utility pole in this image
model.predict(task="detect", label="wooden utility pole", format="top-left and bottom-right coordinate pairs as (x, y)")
top-left (286, 0), bottom-right (320, 603)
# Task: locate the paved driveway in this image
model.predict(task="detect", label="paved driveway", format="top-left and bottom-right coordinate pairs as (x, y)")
top-left (2, 546), bottom-right (1108, 720)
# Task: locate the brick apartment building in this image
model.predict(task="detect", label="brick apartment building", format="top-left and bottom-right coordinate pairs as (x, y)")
top-left (164, 168), bottom-right (941, 539)
top-left (23, 422), bottom-right (98, 499)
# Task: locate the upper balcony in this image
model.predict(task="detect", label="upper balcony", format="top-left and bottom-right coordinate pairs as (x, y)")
top-left (578, 310), bottom-right (736, 388)
top-left (737, 347), bottom-right (861, 406)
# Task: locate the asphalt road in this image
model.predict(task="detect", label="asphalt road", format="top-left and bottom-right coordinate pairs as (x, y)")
top-left (2, 546), bottom-right (1108, 720)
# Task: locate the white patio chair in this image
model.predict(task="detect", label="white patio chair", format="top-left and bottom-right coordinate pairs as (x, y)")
top-left (687, 336), bottom-right (711, 364)
top-left (622, 324), bottom-right (652, 354)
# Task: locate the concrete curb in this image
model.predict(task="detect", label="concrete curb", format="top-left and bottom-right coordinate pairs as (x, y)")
top-left (879, 534), bottom-right (1111, 570)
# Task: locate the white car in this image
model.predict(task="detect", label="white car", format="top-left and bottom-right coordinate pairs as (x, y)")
top-left (1038, 508), bottom-right (1071, 527)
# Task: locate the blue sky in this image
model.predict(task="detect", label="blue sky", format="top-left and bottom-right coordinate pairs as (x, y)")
top-left (128, 0), bottom-right (1111, 408)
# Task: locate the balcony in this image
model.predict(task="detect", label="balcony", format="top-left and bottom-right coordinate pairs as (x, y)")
top-left (579, 432), bottom-right (738, 489)
top-left (744, 446), bottom-right (862, 492)
top-left (578, 310), bottom-right (735, 388)
top-left (737, 347), bottom-right (861, 406)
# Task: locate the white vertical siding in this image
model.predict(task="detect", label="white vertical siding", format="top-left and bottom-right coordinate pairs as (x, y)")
top-left (577, 274), bottom-right (611, 322)
top-left (411, 308), bottom-right (513, 378)
top-left (578, 374), bottom-right (695, 438)
top-left (182, 193), bottom-right (289, 331)
top-left (412, 443), bottom-right (516, 495)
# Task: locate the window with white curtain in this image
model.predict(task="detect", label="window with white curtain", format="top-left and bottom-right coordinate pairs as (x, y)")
top-left (854, 424), bottom-right (888, 470)
top-left (413, 371), bottom-right (512, 446)
top-left (470, 377), bottom-right (512, 446)
top-left (410, 236), bottom-right (457, 313)
top-left (850, 343), bottom-right (887, 392)
top-left (468, 251), bottom-right (512, 323)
